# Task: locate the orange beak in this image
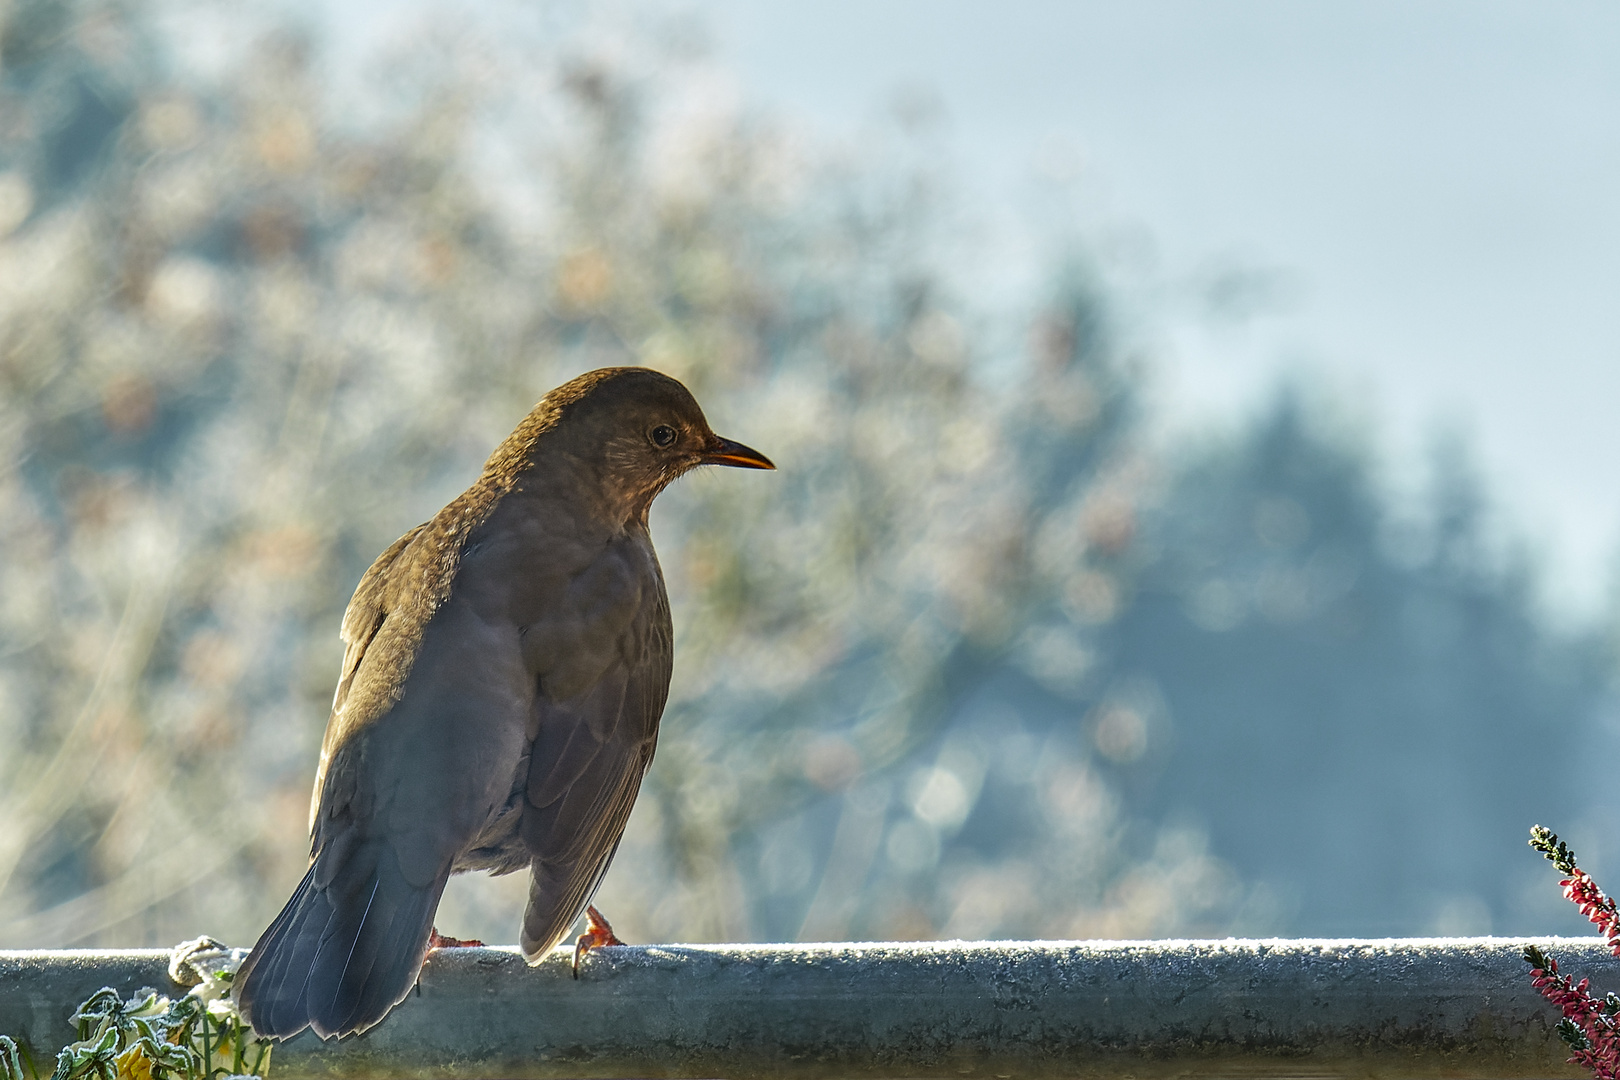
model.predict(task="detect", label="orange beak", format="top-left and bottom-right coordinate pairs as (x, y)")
top-left (704, 435), bottom-right (775, 470)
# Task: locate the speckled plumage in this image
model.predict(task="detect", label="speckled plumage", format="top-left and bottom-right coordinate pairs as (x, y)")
top-left (235, 368), bottom-right (772, 1041)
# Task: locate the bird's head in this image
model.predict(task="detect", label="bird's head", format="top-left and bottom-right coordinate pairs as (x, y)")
top-left (527, 367), bottom-right (774, 521)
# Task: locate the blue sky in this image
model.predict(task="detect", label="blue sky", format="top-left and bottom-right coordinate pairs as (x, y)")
top-left (678, 0), bottom-right (1620, 620)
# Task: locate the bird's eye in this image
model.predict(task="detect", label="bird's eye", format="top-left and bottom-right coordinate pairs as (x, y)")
top-left (651, 425), bottom-right (678, 448)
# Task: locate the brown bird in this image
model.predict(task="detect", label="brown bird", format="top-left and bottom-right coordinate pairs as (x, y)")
top-left (234, 367), bottom-right (773, 1040)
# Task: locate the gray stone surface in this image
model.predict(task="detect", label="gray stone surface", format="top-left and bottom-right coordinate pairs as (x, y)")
top-left (0, 937), bottom-right (1611, 1077)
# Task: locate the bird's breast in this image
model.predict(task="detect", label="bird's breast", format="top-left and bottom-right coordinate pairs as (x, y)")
top-left (515, 531), bottom-right (665, 703)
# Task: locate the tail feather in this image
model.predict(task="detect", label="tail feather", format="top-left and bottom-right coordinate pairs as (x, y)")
top-left (238, 840), bottom-right (446, 1040)
top-left (236, 866), bottom-right (325, 1037)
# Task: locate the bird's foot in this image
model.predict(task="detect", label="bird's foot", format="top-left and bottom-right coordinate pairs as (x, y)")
top-left (571, 905), bottom-right (625, 978)
top-left (427, 927), bottom-right (485, 949)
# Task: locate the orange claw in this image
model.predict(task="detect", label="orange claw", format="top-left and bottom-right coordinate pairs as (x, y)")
top-left (428, 927), bottom-right (485, 949)
top-left (571, 904), bottom-right (625, 978)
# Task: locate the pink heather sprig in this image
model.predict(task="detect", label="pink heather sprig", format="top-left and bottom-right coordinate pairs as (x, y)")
top-left (1526, 826), bottom-right (1620, 1078)
top-left (1532, 825), bottom-right (1620, 955)
top-left (1524, 944), bottom-right (1620, 1078)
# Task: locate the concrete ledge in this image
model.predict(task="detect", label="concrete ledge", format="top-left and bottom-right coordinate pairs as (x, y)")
top-left (0, 937), bottom-right (1610, 1078)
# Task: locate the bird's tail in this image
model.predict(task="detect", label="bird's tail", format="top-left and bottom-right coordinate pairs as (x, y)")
top-left (236, 841), bottom-right (447, 1040)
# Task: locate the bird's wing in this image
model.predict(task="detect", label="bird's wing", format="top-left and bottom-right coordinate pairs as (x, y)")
top-left (518, 587), bottom-right (673, 960)
top-left (307, 523), bottom-right (427, 834)
top-left (332, 524), bottom-right (426, 719)
top-left (244, 522), bottom-right (534, 1040)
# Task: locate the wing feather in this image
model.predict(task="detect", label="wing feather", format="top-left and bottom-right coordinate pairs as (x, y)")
top-left (518, 581), bottom-right (671, 961)
top-left (246, 521), bottom-right (531, 1038)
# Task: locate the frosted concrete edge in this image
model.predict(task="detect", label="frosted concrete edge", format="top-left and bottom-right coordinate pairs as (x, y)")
top-left (1, 937), bottom-right (1612, 1078)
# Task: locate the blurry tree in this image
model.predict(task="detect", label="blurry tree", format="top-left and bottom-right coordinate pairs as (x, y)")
top-left (0, 0), bottom-right (1611, 952)
top-left (1099, 394), bottom-right (1615, 936)
top-left (0, 0), bottom-right (1203, 948)
top-left (771, 383), bottom-right (1616, 945)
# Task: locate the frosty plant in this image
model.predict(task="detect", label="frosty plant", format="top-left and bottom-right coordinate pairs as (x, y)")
top-left (1526, 825), bottom-right (1620, 1078)
top-left (0, 938), bottom-right (271, 1080)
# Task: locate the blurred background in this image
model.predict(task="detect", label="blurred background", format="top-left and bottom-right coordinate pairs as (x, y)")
top-left (1, 0), bottom-right (1617, 950)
